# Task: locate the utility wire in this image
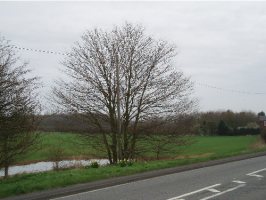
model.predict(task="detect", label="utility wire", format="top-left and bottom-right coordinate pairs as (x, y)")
top-left (10, 43), bottom-right (266, 96)
top-left (196, 82), bottom-right (266, 95)
top-left (9, 44), bottom-right (70, 56)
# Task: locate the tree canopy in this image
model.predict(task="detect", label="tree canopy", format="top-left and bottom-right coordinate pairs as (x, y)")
top-left (53, 23), bottom-right (196, 163)
top-left (0, 36), bottom-right (39, 177)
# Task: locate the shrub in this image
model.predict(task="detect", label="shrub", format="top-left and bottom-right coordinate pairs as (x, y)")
top-left (90, 161), bottom-right (99, 168)
top-left (260, 129), bottom-right (266, 143)
top-left (49, 146), bottom-right (65, 171)
top-left (118, 159), bottom-right (134, 167)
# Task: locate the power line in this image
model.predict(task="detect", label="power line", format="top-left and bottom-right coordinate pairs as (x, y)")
top-left (9, 44), bottom-right (70, 56)
top-left (196, 82), bottom-right (266, 95)
top-left (10, 43), bottom-right (266, 96)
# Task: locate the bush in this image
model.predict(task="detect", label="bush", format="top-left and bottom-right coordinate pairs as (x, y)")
top-left (49, 146), bottom-right (65, 171)
top-left (234, 127), bottom-right (260, 136)
top-left (261, 129), bottom-right (266, 143)
top-left (217, 120), bottom-right (231, 136)
top-left (118, 159), bottom-right (134, 167)
top-left (90, 161), bottom-right (99, 168)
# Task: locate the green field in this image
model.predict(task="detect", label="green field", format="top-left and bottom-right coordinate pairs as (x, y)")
top-left (19, 132), bottom-right (262, 164)
top-left (1, 132), bottom-right (265, 198)
top-left (18, 132), bottom-right (106, 164)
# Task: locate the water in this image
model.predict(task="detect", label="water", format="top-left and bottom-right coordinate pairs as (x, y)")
top-left (0, 159), bottom-right (109, 177)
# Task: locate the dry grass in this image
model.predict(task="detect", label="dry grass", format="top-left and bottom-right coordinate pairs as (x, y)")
top-left (175, 153), bottom-right (214, 159)
top-left (250, 137), bottom-right (266, 150)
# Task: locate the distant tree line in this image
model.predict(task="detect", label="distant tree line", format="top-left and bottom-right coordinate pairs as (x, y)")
top-left (37, 114), bottom-right (94, 133)
top-left (38, 110), bottom-right (260, 136)
top-left (194, 110), bottom-right (260, 136)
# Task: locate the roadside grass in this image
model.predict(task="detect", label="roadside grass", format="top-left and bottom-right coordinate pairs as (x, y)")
top-left (0, 157), bottom-right (216, 198)
top-left (1, 133), bottom-right (265, 198)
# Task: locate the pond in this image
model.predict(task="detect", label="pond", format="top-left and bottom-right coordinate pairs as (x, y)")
top-left (0, 159), bottom-right (109, 177)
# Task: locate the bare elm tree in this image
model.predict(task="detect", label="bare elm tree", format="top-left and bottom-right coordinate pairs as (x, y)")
top-left (0, 37), bottom-right (39, 178)
top-left (53, 23), bottom-right (195, 164)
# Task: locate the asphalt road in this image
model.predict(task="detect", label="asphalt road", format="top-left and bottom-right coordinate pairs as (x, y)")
top-left (51, 155), bottom-right (266, 200)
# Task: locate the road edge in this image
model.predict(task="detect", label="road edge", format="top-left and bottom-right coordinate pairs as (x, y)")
top-left (2, 151), bottom-right (266, 200)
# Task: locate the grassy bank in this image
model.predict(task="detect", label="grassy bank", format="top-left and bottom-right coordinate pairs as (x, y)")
top-left (1, 133), bottom-right (265, 198)
top-left (0, 157), bottom-right (209, 198)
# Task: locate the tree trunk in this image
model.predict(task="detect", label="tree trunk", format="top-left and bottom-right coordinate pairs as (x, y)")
top-left (4, 164), bottom-right (9, 178)
top-left (156, 149), bottom-right (160, 160)
top-left (102, 133), bottom-right (113, 164)
top-left (111, 143), bottom-right (118, 164)
top-left (110, 131), bottom-right (118, 164)
top-left (3, 139), bottom-right (9, 178)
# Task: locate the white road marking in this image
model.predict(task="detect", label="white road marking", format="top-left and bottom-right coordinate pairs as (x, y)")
top-left (232, 180), bottom-right (246, 184)
top-left (199, 184), bottom-right (245, 200)
top-left (247, 168), bottom-right (266, 178)
top-left (206, 188), bottom-right (220, 193)
top-left (166, 184), bottom-right (221, 200)
top-left (247, 174), bottom-right (263, 178)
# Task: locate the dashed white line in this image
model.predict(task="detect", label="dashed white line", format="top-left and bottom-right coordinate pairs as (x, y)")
top-left (206, 188), bottom-right (220, 193)
top-left (166, 184), bottom-right (221, 200)
top-left (232, 180), bottom-right (246, 184)
top-left (199, 184), bottom-right (246, 200)
top-left (167, 180), bottom-right (248, 200)
top-left (247, 174), bottom-right (263, 178)
top-left (247, 168), bottom-right (266, 178)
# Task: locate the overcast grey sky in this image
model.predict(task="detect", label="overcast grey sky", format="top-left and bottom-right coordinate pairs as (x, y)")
top-left (1, 1), bottom-right (266, 113)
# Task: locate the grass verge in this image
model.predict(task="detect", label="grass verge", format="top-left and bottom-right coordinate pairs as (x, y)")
top-left (0, 156), bottom-right (231, 198)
